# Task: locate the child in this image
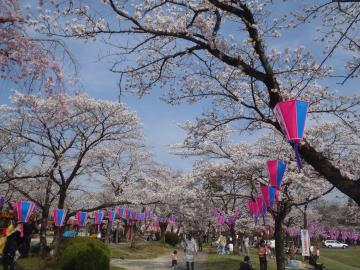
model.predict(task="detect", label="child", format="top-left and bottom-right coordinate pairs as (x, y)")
top-left (239, 256), bottom-right (253, 270)
top-left (170, 250), bottom-right (177, 270)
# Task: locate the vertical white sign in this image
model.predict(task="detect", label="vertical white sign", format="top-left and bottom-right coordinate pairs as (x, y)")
top-left (301, 229), bottom-right (310, 256)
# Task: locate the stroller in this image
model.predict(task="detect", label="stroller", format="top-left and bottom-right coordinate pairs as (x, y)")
top-left (309, 254), bottom-right (326, 270)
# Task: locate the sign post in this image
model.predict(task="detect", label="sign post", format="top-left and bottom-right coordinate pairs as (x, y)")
top-left (301, 229), bottom-right (310, 256)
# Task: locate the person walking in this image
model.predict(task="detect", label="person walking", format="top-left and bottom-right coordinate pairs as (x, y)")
top-left (197, 232), bottom-right (203, 252)
top-left (227, 237), bottom-right (234, 254)
top-left (253, 235), bottom-right (258, 247)
top-left (238, 234), bottom-right (244, 254)
top-left (243, 235), bottom-right (250, 256)
top-left (236, 233), bottom-right (240, 254)
top-left (218, 234), bottom-right (226, 255)
top-left (19, 219), bottom-right (38, 258)
top-left (170, 250), bottom-right (178, 270)
top-left (311, 245), bottom-right (320, 264)
top-left (257, 239), bottom-right (270, 270)
top-left (2, 225), bottom-right (21, 270)
top-left (269, 239), bottom-right (275, 258)
top-left (184, 234), bottom-right (198, 270)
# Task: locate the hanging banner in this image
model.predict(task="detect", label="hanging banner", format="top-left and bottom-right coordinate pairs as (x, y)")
top-left (301, 229), bottom-right (310, 256)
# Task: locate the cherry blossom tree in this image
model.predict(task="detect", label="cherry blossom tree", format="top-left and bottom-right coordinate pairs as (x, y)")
top-left (191, 161), bottom-right (252, 252)
top-left (169, 175), bottom-right (212, 238)
top-left (313, 198), bottom-right (360, 229)
top-left (33, 0), bottom-right (360, 205)
top-left (173, 123), bottom-right (336, 269)
top-left (0, 0), bottom-right (76, 92)
top-left (293, 2), bottom-right (360, 84)
top-left (0, 91), bottom-right (146, 254)
top-left (135, 166), bottom-right (183, 242)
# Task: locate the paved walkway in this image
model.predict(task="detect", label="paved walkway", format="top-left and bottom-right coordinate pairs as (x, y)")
top-left (111, 250), bottom-right (207, 270)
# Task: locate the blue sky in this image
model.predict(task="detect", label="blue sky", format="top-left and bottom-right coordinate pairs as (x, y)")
top-left (61, 38), bottom-right (201, 172)
top-left (2, 1), bottom-right (358, 181)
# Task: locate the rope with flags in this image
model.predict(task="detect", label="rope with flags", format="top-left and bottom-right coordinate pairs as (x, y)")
top-left (212, 208), bottom-right (241, 226)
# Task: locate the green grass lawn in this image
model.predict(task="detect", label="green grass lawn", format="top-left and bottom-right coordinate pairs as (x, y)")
top-left (0, 256), bottom-right (59, 270)
top-left (0, 241), bottom-right (171, 270)
top-left (0, 243), bottom-right (358, 270)
top-left (206, 246), bottom-right (360, 270)
top-left (0, 241), bottom-right (172, 269)
top-left (318, 247), bottom-right (360, 270)
top-left (109, 241), bottom-right (174, 260)
top-left (206, 246), bottom-right (277, 270)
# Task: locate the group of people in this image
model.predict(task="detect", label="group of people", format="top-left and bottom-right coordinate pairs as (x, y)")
top-left (239, 239), bottom-right (272, 270)
top-left (241, 239), bottom-right (322, 270)
top-left (169, 233), bottom-right (199, 270)
top-left (174, 231), bottom-right (325, 270)
top-left (215, 233), bottom-right (252, 256)
top-left (0, 220), bottom-right (38, 270)
top-left (215, 234), bottom-right (234, 255)
top-left (212, 233), bottom-right (270, 270)
top-left (170, 232), bottom-right (272, 270)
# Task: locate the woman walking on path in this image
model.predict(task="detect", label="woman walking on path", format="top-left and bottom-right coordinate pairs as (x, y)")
top-left (243, 235), bottom-right (250, 256)
top-left (257, 239), bottom-right (270, 270)
top-left (183, 234), bottom-right (198, 270)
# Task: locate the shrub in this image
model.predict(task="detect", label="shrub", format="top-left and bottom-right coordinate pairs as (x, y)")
top-left (165, 232), bottom-right (179, 246)
top-left (59, 237), bottom-right (110, 270)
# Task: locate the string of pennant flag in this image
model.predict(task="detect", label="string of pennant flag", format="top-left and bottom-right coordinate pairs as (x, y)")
top-left (212, 208), bottom-right (241, 225)
top-left (213, 99), bottom-right (310, 227)
top-left (1, 197), bottom-right (176, 229)
top-left (247, 100), bottom-right (309, 225)
top-left (53, 207), bottom-right (176, 227)
top-left (286, 223), bottom-right (359, 241)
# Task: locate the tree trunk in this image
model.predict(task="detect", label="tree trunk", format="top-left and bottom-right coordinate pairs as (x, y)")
top-left (303, 204), bottom-right (308, 229)
top-left (130, 224), bottom-right (137, 248)
top-left (175, 223), bottom-right (181, 235)
top-left (159, 222), bottom-right (167, 243)
top-left (57, 187), bottom-right (67, 209)
top-left (115, 223), bottom-right (120, 243)
top-left (274, 202), bottom-right (290, 270)
top-left (40, 179), bottom-right (52, 257)
top-left (52, 186), bottom-right (67, 257)
top-left (104, 221), bottom-right (112, 244)
top-left (124, 221), bottom-right (130, 242)
top-left (299, 141), bottom-right (360, 205)
top-left (51, 226), bottom-right (63, 259)
top-left (229, 225), bottom-right (238, 254)
top-left (39, 209), bottom-right (49, 257)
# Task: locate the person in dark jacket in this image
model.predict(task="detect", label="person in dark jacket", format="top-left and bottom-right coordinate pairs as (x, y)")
top-left (3, 226), bottom-right (21, 270)
top-left (239, 256), bottom-right (253, 270)
top-left (18, 220), bottom-right (38, 258)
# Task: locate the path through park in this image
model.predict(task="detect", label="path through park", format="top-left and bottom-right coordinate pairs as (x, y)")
top-left (111, 250), bottom-right (207, 270)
